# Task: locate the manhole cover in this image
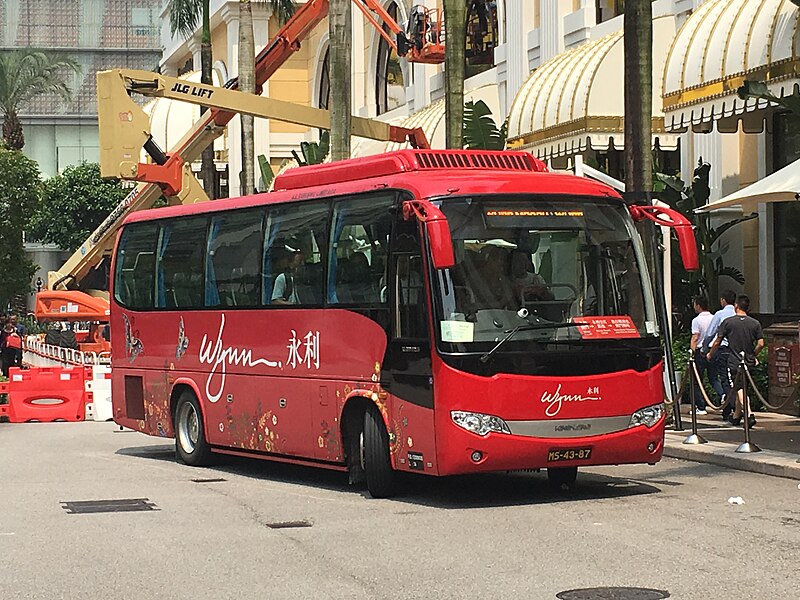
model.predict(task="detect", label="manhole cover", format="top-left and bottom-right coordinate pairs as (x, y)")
top-left (191, 478), bottom-right (227, 483)
top-left (265, 520), bottom-right (312, 529)
top-left (61, 498), bottom-right (158, 514)
top-left (556, 588), bottom-right (669, 600)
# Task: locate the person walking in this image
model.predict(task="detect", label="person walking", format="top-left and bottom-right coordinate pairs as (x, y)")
top-left (701, 289), bottom-right (737, 419)
top-left (708, 294), bottom-right (764, 428)
top-left (689, 295), bottom-right (713, 415)
top-left (1, 321), bottom-right (23, 377)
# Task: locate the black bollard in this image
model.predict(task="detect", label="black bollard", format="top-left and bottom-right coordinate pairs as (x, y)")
top-left (736, 352), bottom-right (760, 453)
top-left (683, 357), bottom-right (707, 445)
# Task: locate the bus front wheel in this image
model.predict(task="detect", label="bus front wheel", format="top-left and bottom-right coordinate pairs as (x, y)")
top-left (362, 404), bottom-right (396, 498)
top-left (547, 466), bottom-right (578, 491)
top-left (174, 391), bottom-right (213, 467)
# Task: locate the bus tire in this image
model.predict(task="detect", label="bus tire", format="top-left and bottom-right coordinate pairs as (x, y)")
top-left (547, 466), bottom-right (578, 491)
top-left (363, 404), bottom-right (396, 498)
top-left (174, 391), bottom-right (213, 467)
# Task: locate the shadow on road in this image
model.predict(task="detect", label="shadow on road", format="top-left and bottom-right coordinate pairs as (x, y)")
top-left (116, 443), bottom-right (662, 508)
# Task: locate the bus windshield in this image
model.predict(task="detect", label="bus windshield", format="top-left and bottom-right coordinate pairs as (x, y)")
top-left (432, 195), bottom-right (658, 350)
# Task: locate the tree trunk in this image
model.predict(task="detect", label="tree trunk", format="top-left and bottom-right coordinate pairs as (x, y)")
top-left (329, 0), bottom-right (352, 161)
top-left (1, 110), bottom-right (24, 150)
top-left (624, 2), bottom-right (652, 194)
top-left (200, 0), bottom-right (217, 198)
top-left (443, 0), bottom-right (466, 149)
top-left (239, 0), bottom-right (256, 195)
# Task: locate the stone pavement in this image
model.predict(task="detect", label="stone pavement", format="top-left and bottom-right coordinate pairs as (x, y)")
top-left (663, 406), bottom-right (800, 480)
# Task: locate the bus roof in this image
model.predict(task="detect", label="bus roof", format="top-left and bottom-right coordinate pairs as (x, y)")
top-left (123, 150), bottom-right (623, 225)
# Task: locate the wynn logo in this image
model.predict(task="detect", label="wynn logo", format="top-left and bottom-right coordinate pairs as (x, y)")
top-left (540, 384), bottom-right (601, 417)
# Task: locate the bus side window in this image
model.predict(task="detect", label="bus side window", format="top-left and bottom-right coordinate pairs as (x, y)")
top-left (114, 223), bottom-right (158, 309)
top-left (328, 194), bottom-right (393, 305)
top-left (392, 220), bottom-right (427, 339)
top-left (263, 201), bottom-right (328, 306)
top-left (155, 217), bottom-right (208, 309)
top-left (205, 208), bottom-right (264, 307)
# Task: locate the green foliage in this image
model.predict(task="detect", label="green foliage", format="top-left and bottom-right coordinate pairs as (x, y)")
top-left (291, 130), bottom-right (330, 167)
top-left (0, 49), bottom-right (80, 149)
top-left (655, 162), bottom-right (756, 330)
top-left (28, 163), bottom-right (128, 252)
top-left (462, 100), bottom-right (507, 150)
top-left (258, 155), bottom-right (275, 192)
top-left (0, 145), bottom-right (40, 308)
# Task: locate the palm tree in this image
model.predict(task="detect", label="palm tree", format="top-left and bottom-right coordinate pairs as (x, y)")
top-left (0, 49), bottom-right (80, 150)
top-left (239, 0), bottom-right (296, 195)
top-left (329, 0), bottom-right (352, 161)
top-left (443, 0), bottom-right (467, 149)
top-left (623, 1), bottom-right (652, 194)
top-left (168, 0), bottom-right (217, 198)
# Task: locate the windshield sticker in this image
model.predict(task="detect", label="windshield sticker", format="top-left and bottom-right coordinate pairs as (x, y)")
top-left (646, 321), bottom-right (656, 334)
top-left (575, 316), bottom-right (640, 339)
top-left (441, 320), bottom-right (475, 343)
top-left (541, 384), bottom-right (602, 417)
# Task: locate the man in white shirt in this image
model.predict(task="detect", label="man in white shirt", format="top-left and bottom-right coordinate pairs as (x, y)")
top-left (689, 296), bottom-right (713, 414)
top-left (702, 289), bottom-right (737, 419)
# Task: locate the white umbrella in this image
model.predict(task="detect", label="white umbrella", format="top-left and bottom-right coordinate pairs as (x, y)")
top-left (696, 157), bottom-right (800, 213)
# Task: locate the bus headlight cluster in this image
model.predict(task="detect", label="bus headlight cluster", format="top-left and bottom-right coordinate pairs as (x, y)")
top-left (451, 411), bottom-right (511, 436)
top-left (629, 404), bottom-right (665, 428)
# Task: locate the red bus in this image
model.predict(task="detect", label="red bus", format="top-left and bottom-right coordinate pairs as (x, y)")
top-left (110, 150), bottom-right (696, 497)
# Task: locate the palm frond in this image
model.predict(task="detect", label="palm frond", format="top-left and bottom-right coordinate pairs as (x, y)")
top-left (268, 0), bottom-right (297, 24)
top-left (168, 0), bottom-right (203, 39)
top-left (0, 49), bottom-right (80, 115)
top-left (462, 99), bottom-right (505, 150)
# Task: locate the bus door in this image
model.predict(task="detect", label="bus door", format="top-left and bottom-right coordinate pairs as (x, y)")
top-left (379, 215), bottom-right (437, 471)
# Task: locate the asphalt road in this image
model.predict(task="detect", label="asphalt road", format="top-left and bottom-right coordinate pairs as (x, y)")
top-left (2, 422), bottom-right (799, 600)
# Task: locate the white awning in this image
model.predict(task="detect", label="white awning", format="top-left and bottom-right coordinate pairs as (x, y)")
top-left (506, 17), bottom-right (679, 159)
top-left (696, 157), bottom-right (800, 212)
top-left (663, 0), bottom-right (800, 133)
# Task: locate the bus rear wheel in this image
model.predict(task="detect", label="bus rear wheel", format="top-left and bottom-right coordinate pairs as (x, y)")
top-left (362, 404), bottom-right (396, 498)
top-left (174, 391), bottom-right (213, 467)
top-left (547, 466), bottom-right (578, 491)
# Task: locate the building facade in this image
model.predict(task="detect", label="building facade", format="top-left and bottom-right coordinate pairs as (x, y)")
top-left (1, 0), bottom-right (162, 177)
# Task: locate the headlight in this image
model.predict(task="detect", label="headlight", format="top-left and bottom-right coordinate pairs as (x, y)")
top-left (629, 403), bottom-right (665, 428)
top-left (451, 411), bottom-right (511, 436)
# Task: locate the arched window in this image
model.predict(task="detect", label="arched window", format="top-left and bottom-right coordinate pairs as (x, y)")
top-left (318, 47), bottom-right (330, 110)
top-left (466, 0), bottom-right (499, 77)
top-left (376, 1), bottom-right (405, 115)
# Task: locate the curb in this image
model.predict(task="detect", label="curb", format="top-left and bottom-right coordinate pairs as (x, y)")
top-left (664, 434), bottom-right (800, 480)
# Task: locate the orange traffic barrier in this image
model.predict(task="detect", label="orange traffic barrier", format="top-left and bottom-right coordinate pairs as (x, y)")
top-left (3, 366), bottom-right (91, 423)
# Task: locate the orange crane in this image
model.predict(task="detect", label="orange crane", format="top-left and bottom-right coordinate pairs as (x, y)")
top-left (50, 0), bottom-right (445, 292)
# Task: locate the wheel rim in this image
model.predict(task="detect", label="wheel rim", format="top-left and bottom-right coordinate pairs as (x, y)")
top-left (177, 402), bottom-right (199, 455)
top-left (359, 431), bottom-right (366, 470)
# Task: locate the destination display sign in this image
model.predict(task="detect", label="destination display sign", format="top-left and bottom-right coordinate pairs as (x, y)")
top-left (484, 207), bottom-right (585, 229)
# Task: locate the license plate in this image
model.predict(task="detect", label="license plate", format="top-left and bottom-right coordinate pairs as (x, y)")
top-left (547, 447), bottom-right (592, 462)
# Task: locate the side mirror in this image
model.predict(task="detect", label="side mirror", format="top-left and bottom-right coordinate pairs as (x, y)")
top-left (403, 200), bottom-right (456, 270)
top-left (426, 220), bottom-right (456, 270)
top-left (629, 204), bottom-right (699, 271)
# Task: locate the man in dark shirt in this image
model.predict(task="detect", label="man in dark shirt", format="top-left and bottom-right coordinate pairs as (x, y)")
top-left (708, 295), bottom-right (764, 427)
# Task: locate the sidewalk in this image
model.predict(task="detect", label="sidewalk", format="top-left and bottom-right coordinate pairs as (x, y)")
top-left (663, 407), bottom-right (800, 480)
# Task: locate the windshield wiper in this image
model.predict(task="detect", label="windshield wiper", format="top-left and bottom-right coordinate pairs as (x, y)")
top-left (479, 322), bottom-right (585, 363)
